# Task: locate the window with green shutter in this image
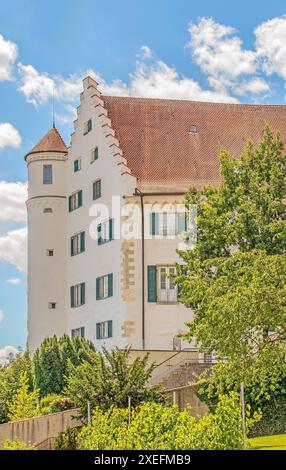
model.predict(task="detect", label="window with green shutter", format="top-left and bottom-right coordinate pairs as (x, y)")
top-left (147, 265), bottom-right (157, 302)
top-left (87, 119), bottom-right (92, 132)
top-left (70, 282), bottom-right (85, 307)
top-left (96, 320), bottom-right (112, 339)
top-left (69, 190), bottom-right (83, 212)
top-left (71, 231), bottom-right (85, 256)
top-left (96, 274), bottom-right (113, 300)
top-left (97, 219), bottom-right (114, 245)
top-left (74, 158), bottom-right (81, 173)
top-left (71, 327), bottom-right (85, 338)
top-left (149, 212), bottom-right (187, 236)
top-left (93, 179), bottom-right (101, 200)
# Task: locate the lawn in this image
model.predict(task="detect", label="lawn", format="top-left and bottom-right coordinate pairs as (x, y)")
top-left (249, 434), bottom-right (286, 450)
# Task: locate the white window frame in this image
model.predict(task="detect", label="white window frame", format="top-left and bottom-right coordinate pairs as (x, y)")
top-left (158, 266), bottom-right (177, 303)
top-left (73, 283), bottom-right (84, 307)
top-left (98, 321), bottom-right (109, 339)
top-left (70, 192), bottom-right (80, 211)
top-left (99, 275), bottom-right (109, 299)
top-left (71, 232), bottom-right (84, 256)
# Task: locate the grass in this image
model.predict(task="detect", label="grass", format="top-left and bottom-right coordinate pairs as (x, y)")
top-left (249, 434), bottom-right (286, 450)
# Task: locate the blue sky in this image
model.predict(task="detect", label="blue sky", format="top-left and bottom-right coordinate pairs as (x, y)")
top-left (0, 0), bottom-right (286, 357)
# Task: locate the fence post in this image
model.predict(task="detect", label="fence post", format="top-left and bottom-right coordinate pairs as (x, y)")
top-left (240, 382), bottom-right (246, 450)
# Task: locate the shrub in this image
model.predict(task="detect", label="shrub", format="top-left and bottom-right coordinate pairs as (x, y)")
top-left (40, 395), bottom-right (74, 415)
top-left (3, 439), bottom-right (36, 450)
top-left (79, 392), bottom-right (260, 450)
top-left (53, 427), bottom-right (80, 450)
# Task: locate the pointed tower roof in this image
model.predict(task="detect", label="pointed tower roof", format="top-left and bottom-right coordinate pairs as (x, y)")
top-left (25, 127), bottom-right (67, 159)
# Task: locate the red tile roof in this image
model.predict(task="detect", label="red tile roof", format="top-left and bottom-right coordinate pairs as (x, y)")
top-left (102, 96), bottom-right (286, 192)
top-left (26, 127), bottom-right (67, 158)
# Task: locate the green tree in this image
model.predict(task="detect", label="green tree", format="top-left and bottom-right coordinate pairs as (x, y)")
top-left (79, 393), bottom-right (260, 450)
top-left (33, 334), bottom-right (96, 396)
top-left (66, 347), bottom-right (165, 418)
top-left (177, 126), bottom-right (286, 395)
top-left (0, 351), bottom-right (33, 423)
top-left (7, 371), bottom-right (39, 421)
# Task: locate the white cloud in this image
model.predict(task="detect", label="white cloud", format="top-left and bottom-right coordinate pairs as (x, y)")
top-left (0, 34), bottom-right (17, 81)
top-left (139, 45), bottom-right (152, 59)
top-left (188, 17), bottom-right (257, 86)
top-left (235, 77), bottom-right (270, 96)
top-left (255, 15), bottom-right (286, 80)
top-left (17, 63), bottom-right (84, 107)
top-left (55, 104), bottom-right (77, 125)
top-left (0, 309), bottom-right (3, 322)
top-left (0, 227), bottom-right (27, 271)
top-left (0, 345), bottom-right (19, 365)
top-left (0, 123), bottom-right (21, 150)
top-left (0, 181), bottom-right (27, 221)
top-left (5, 278), bottom-right (21, 285)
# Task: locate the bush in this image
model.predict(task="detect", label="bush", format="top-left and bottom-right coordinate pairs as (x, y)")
top-left (53, 427), bottom-right (80, 450)
top-left (250, 394), bottom-right (286, 437)
top-left (40, 395), bottom-right (74, 415)
top-left (79, 392), bottom-right (261, 450)
top-left (3, 439), bottom-right (36, 450)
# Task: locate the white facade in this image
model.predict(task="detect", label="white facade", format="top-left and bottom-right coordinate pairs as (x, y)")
top-left (26, 76), bottom-right (195, 352)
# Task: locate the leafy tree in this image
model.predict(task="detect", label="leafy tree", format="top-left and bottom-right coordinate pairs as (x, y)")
top-left (3, 439), bottom-right (36, 450)
top-left (7, 371), bottom-right (39, 421)
top-left (33, 335), bottom-right (96, 396)
top-left (0, 351), bottom-right (33, 423)
top-left (177, 126), bottom-right (286, 395)
top-left (79, 393), bottom-right (260, 450)
top-left (66, 347), bottom-right (165, 418)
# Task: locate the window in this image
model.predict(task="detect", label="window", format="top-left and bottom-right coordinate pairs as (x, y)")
top-left (96, 320), bottom-right (112, 339)
top-left (93, 179), bottom-right (101, 200)
top-left (147, 265), bottom-right (177, 303)
top-left (97, 219), bottom-right (113, 245)
top-left (47, 249), bottom-right (54, 257)
top-left (71, 231), bottom-right (85, 256)
top-left (96, 274), bottom-right (113, 300)
top-left (91, 147), bottom-right (99, 162)
top-left (71, 327), bottom-right (85, 339)
top-left (43, 208), bottom-right (53, 213)
top-left (70, 282), bottom-right (85, 308)
top-left (189, 124), bottom-right (198, 134)
top-left (43, 164), bottom-right (52, 184)
top-left (158, 266), bottom-right (177, 302)
top-left (48, 302), bottom-right (57, 309)
top-left (150, 212), bottom-right (187, 236)
top-left (84, 119), bottom-right (92, 134)
top-left (68, 190), bottom-right (83, 212)
top-left (74, 158), bottom-right (81, 172)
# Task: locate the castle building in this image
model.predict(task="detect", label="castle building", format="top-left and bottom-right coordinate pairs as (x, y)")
top-left (25, 76), bottom-right (286, 352)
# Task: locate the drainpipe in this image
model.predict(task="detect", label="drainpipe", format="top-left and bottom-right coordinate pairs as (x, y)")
top-left (135, 188), bottom-right (145, 350)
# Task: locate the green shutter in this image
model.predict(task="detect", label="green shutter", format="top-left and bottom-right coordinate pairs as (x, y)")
top-left (147, 265), bottom-right (157, 302)
top-left (80, 232), bottom-right (85, 252)
top-left (108, 273), bottom-right (113, 297)
top-left (94, 147), bottom-right (98, 160)
top-left (96, 323), bottom-right (101, 339)
top-left (78, 190), bottom-right (82, 207)
top-left (96, 278), bottom-right (100, 300)
top-left (108, 320), bottom-right (112, 338)
top-left (70, 236), bottom-right (74, 256)
top-left (74, 160), bottom-right (78, 172)
top-left (80, 283), bottom-right (85, 305)
top-left (109, 219), bottom-right (113, 241)
top-left (68, 196), bottom-right (72, 212)
top-left (80, 327), bottom-right (85, 338)
top-left (70, 286), bottom-right (75, 308)
top-left (88, 119), bottom-right (92, 132)
top-left (97, 223), bottom-right (102, 245)
top-left (150, 213), bottom-right (159, 235)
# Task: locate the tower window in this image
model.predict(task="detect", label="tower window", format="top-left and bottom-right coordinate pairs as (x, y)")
top-left (43, 164), bottom-right (53, 184)
top-left (48, 302), bottom-right (57, 309)
top-left (47, 249), bottom-right (54, 257)
top-left (189, 124), bottom-right (198, 134)
top-left (43, 208), bottom-right (53, 213)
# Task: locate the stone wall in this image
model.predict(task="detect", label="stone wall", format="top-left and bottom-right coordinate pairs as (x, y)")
top-left (0, 408), bottom-right (81, 448)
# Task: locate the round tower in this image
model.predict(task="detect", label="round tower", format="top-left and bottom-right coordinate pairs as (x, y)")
top-left (25, 127), bottom-right (68, 351)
